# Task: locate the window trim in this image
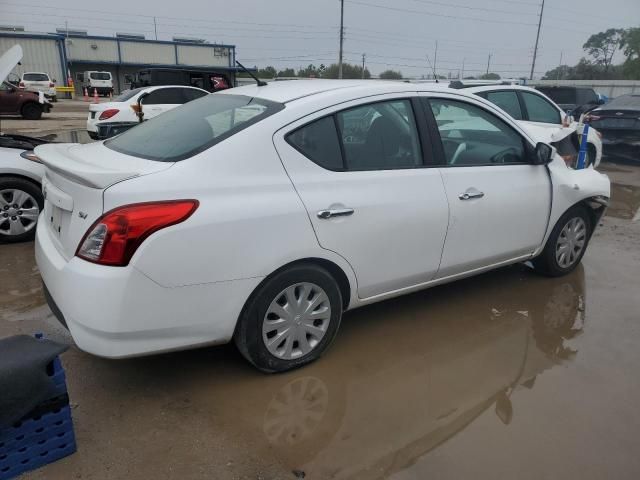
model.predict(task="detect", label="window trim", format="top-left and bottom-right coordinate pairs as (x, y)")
top-left (421, 96), bottom-right (534, 168)
top-left (285, 96), bottom-right (432, 172)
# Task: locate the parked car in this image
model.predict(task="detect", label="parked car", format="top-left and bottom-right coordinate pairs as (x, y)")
top-left (455, 83), bottom-right (602, 167)
top-left (86, 85), bottom-right (209, 139)
top-left (586, 94), bottom-right (640, 162)
top-left (19, 71), bottom-right (57, 102)
top-left (79, 70), bottom-right (113, 97)
top-left (131, 68), bottom-right (232, 92)
top-left (534, 85), bottom-right (604, 117)
top-left (35, 80), bottom-right (610, 372)
top-left (0, 46), bottom-right (52, 120)
top-left (0, 133), bottom-right (51, 242)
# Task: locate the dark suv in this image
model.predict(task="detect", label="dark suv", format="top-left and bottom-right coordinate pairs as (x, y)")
top-left (535, 86), bottom-right (603, 116)
top-left (0, 81), bottom-right (52, 120)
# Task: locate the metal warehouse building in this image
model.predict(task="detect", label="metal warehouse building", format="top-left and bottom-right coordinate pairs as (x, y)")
top-left (0, 30), bottom-right (238, 94)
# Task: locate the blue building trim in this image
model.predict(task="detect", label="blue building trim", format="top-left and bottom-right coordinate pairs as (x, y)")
top-left (56, 38), bottom-right (68, 86)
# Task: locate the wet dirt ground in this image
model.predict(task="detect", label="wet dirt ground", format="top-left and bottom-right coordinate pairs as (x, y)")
top-left (1, 160), bottom-right (640, 479)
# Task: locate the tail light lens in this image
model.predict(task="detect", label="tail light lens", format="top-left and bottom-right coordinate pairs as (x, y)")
top-left (18, 81), bottom-right (24, 88)
top-left (76, 200), bottom-right (199, 266)
top-left (99, 108), bottom-right (120, 120)
top-left (49, 82), bottom-right (55, 87)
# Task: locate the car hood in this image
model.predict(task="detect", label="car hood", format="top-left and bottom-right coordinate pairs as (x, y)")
top-left (518, 122), bottom-right (575, 143)
top-left (0, 44), bottom-right (22, 84)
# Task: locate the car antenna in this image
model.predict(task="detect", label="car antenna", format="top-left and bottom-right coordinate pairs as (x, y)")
top-left (235, 61), bottom-right (267, 87)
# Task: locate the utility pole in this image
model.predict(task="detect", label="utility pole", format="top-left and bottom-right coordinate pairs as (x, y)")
top-left (486, 53), bottom-right (492, 75)
top-left (338, 0), bottom-right (345, 79)
top-left (361, 53), bottom-right (366, 79)
top-left (530, 0), bottom-right (545, 80)
top-left (433, 41), bottom-right (438, 79)
top-left (557, 50), bottom-right (563, 81)
top-left (153, 17), bottom-right (158, 41)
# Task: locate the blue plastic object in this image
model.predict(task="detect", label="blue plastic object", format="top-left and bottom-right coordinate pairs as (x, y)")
top-left (0, 355), bottom-right (76, 480)
top-left (576, 123), bottom-right (590, 169)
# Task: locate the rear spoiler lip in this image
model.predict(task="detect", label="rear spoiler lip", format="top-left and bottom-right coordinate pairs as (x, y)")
top-left (34, 143), bottom-right (140, 189)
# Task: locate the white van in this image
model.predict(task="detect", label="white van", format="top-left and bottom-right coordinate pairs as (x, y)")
top-left (80, 71), bottom-right (113, 96)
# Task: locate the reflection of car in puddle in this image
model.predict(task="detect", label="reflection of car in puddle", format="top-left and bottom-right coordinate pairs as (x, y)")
top-left (255, 266), bottom-right (586, 478)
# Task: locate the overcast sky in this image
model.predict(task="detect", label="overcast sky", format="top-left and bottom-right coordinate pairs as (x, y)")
top-left (1, 0), bottom-right (639, 78)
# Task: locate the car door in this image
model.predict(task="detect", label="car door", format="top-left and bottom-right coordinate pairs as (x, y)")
top-left (274, 96), bottom-right (450, 299)
top-left (141, 88), bottom-right (187, 119)
top-left (422, 94), bottom-right (551, 278)
top-left (0, 83), bottom-right (21, 114)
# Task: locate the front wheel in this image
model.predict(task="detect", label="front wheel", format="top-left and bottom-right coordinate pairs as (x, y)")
top-left (532, 206), bottom-right (591, 277)
top-left (21, 103), bottom-right (43, 120)
top-left (234, 264), bottom-right (343, 373)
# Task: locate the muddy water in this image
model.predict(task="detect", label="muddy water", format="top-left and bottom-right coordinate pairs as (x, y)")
top-left (1, 165), bottom-right (639, 479)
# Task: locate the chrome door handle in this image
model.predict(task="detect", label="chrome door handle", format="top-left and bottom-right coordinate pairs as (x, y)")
top-left (458, 190), bottom-right (484, 200)
top-left (317, 208), bottom-right (354, 219)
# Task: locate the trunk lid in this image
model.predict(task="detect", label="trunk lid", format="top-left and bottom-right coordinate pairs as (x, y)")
top-left (35, 141), bottom-right (173, 259)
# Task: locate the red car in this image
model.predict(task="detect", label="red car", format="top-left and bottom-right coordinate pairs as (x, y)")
top-left (0, 81), bottom-right (52, 120)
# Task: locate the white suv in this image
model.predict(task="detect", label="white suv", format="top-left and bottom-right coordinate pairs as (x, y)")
top-left (20, 72), bottom-right (57, 102)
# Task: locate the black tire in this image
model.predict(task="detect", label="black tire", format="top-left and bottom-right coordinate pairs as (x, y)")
top-left (532, 205), bottom-right (591, 277)
top-left (21, 102), bottom-right (43, 120)
top-left (0, 176), bottom-right (44, 243)
top-left (234, 263), bottom-right (343, 373)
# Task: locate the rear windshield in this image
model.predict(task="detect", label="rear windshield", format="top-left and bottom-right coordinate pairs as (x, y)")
top-left (536, 87), bottom-right (576, 105)
top-left (114, 87), bottom-right (146, 102)
top-left (105, 94), bottom-right (284, 161)
top-left (90, 72), bottom-right (111, 80)
top-left (23, 73), bottom-right (49, 81)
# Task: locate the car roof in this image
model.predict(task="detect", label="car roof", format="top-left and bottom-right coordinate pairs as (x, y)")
top-left (218, 79), bottom-right (458, 104)
top-left (462, 84), bottom-right (540, 94)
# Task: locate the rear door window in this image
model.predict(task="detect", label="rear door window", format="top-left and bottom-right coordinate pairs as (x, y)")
top-left (482, 91), bottom-right (523, 120)
top-left (287, 117), bottom-right (344, 170)
top-left (520, 92), bottom-right (561, 124)
top-left (182, 88), bottom-right (208, 102)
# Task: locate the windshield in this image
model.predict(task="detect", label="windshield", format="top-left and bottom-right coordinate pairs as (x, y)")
top-left (90, 72), bottom-right (111, 80)
top-left (105, 94), bottom-right (284, 161)
top-left (114, 87), bottom-right (146, 102)
top-left (23, 73), bottom-right (49, 81)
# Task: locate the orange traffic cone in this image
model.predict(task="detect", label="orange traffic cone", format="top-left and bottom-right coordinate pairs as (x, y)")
top-left (83, 87), bottom-right (89, 102)
top-left (93, 88), bottom-right (99, 104)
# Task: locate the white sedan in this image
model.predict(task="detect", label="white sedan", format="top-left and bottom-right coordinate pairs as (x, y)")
top-left (35, 80), bottom-right (610, 372)
top-left (460, 84), bottom-right (603, 167)
top-left (86, 85), bottom-right (209, 139)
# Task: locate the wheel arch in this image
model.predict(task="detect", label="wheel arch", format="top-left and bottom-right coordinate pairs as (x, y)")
top-left (0, 173), bottom-right (42, 191)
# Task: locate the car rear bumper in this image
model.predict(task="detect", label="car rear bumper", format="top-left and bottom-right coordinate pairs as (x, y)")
top-left (35, 220), bottom-right (262, 358)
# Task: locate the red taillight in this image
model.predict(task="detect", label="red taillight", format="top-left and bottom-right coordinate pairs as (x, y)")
top-left (76, 200), bottom-right (199, 266)
top-left (18, 82), bottom-right (24, 88)
top-left (98, 108), bottom-right (120, 120)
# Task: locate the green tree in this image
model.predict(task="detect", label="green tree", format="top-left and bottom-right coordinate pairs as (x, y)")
top-left (479, 72), bottom-right (501, 80)
top-left (297, 64), bottom-right (319, 78)
top-left (583, 28), bottom-right (625, 72)
top-left (322, 63), bottom-right (371, 79)
top-left (379, 69), bottom-right (403, 80)
top-left (276, 68), bottom-right (296, 77)
top-left (256, 66), bottom-right (277, 78)
top-left (622, 27), bottom-right (640, 79)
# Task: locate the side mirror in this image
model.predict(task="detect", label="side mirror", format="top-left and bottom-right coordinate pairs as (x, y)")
top-left (532, 142), bottom-right (554, 165)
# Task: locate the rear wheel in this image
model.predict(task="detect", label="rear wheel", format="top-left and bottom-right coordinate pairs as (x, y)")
top-left (235, 264), bottom-right (343, 373)
top-left (532, 206), bottom-right (591, 277)
top-left (21, 103), bottom-right (43, 120)
top-left (0, 177), bottom-right (43, 243)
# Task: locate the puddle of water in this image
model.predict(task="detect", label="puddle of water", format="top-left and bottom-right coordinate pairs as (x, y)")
top-left (607, 182), bottom-right (640, 220)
